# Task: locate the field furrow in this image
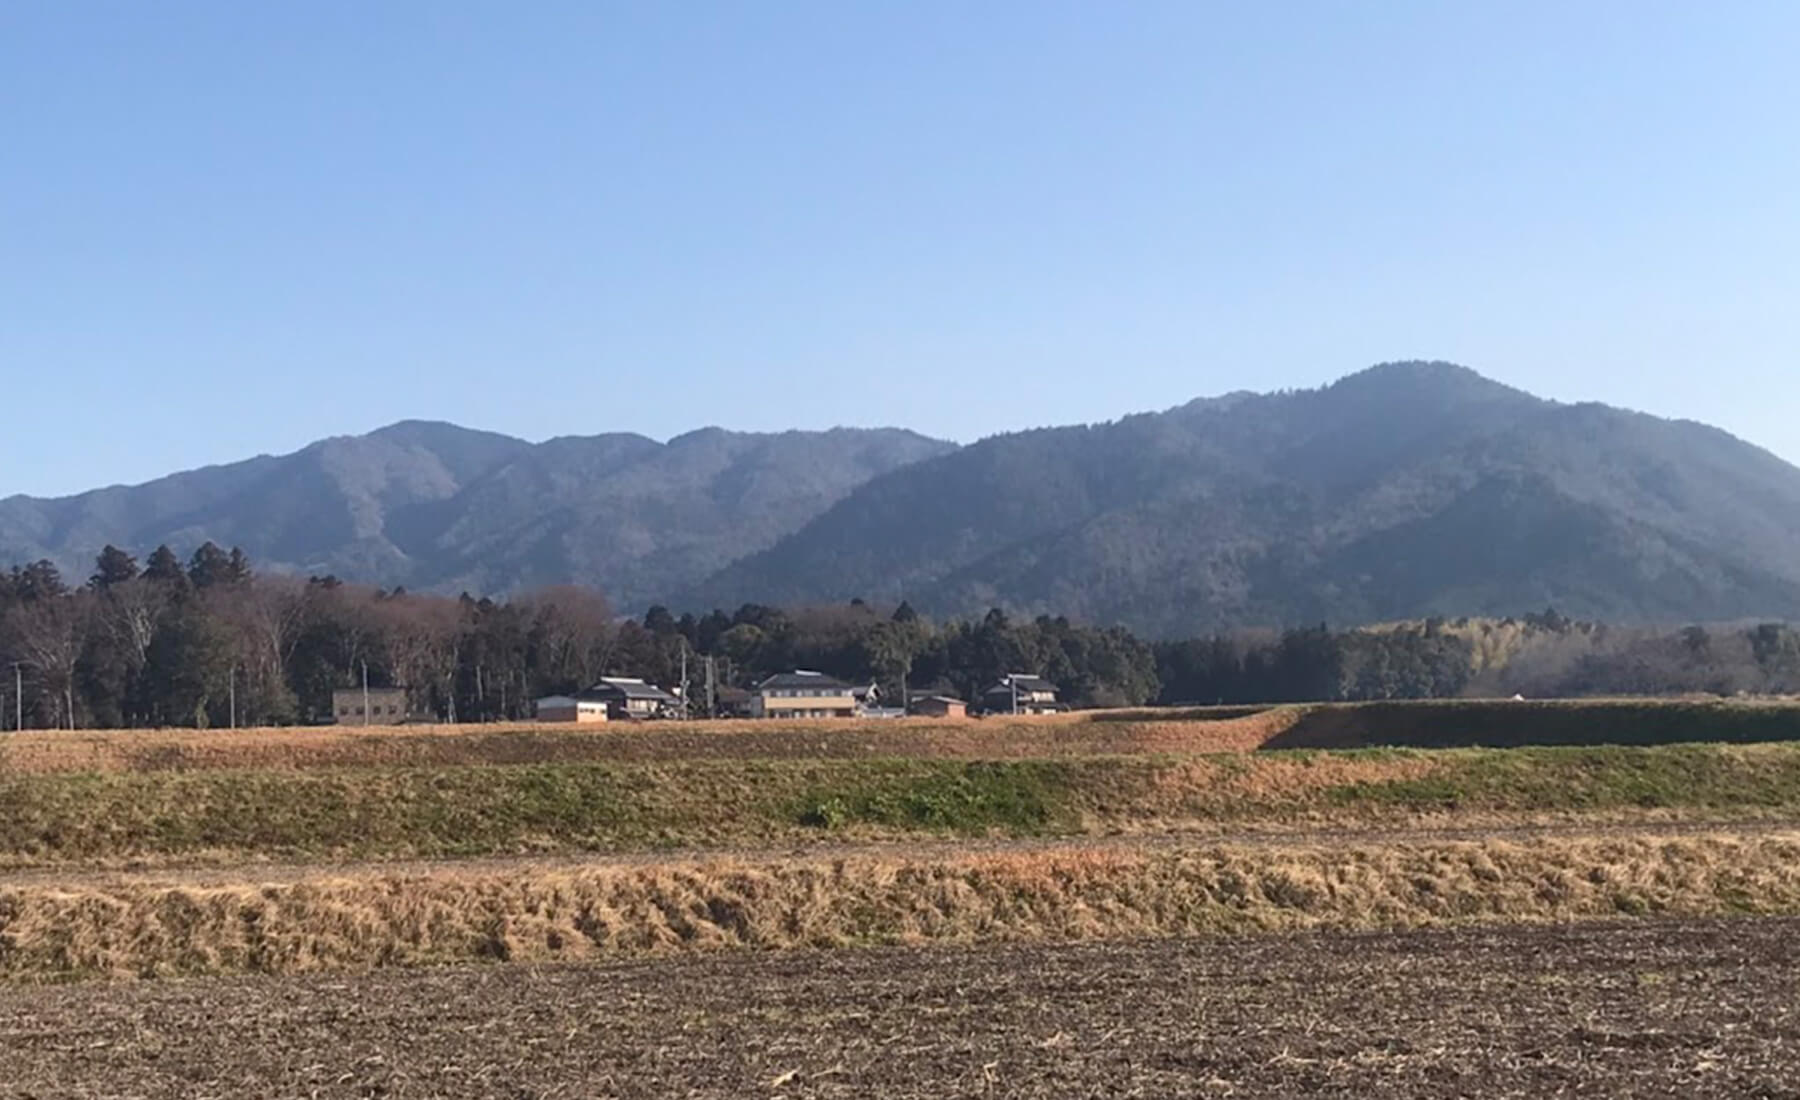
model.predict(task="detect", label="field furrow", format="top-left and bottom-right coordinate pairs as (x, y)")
top-left (4, 919), bottom-right (1796, 1098)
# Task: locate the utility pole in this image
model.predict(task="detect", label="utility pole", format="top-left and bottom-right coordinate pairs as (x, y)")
top-left (677, 639), bottom-right (690, 719)
top-left (13, 663), bottom-right (21, 732)
top-left (229, 664), bottom-right (237, 730)
top-left (1011, 674), bottom-right (1019, 716)
top-left (361, 660), bottom-right (370, 729)
top-left (705, 656), bottom-right (716, 719)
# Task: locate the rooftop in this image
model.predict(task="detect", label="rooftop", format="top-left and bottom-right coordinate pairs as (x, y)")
top-left (758, 670), bottom-right (853, 691)
top-left (583, 678), bottom-right (679, 701)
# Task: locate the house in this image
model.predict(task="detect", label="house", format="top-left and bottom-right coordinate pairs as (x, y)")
top-left (582, 677), bottom-right (681, 720)
top-left (848, 681), bottom-right (902, 717)
top-left (332, 687), bottom-right (410, 725)
top-left (534, 695), bottom-right (610, 724)
top-left (979, 674), bottom-right (1060, 715)
top-left (910, 695), bottom-right (968, 719)
top-left (712, 685), bottom-right (755, 719)
top-left (753, 670), bottom-right (859, 719)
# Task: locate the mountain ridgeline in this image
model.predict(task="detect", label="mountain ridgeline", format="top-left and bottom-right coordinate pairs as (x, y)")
top-left (0, 424), bottom-right (955, 612)
top-left (685, 362), bottom-right (1800, 633)
top-left (8, 362), bottom-right (1800, 635)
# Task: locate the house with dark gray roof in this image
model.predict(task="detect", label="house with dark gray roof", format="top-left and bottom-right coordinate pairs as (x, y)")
top-left (580, 677), bottom-right (681, 720)
top-left (753, 670), bottom-right (861, 719)
top-left (979, 673), bottom-right (1060, 715)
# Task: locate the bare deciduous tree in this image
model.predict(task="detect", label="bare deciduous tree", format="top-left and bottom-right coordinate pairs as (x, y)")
top-left (4, 593), bottom-right (88, 728)
top-left (519, 585), bottom-right (616, 691)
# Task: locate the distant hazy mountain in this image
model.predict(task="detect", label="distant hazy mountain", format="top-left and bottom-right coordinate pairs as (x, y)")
top-left (13, 362), bottom-right (1800, 633)
top-left (685, 362), bottom-right (1800, 634)
top-left (0, 422), bottom-right (955, 609)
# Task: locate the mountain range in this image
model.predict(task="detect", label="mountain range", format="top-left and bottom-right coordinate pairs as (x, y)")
top-left (0, 423), bottom-right (953, 611)
top-left (9, 361), bottom-right (1800, 636)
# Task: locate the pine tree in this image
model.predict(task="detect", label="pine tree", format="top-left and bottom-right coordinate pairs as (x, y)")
top-left (225, 547), bottom-right (253, 585)
top-left (143, 545), bottom-right (187, 586)
top-left (12, 560), bottom-right (67, 602)
top-left (187, 542), bottom-right (235, 589)
top-left (89, 546), bottom-right (140, 589)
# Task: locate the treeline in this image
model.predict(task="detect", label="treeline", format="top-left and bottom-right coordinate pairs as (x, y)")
top-left (0, 547), bottom-right (1157, 728)
top-left (1154, 611), bottom-right (1800, 704)
top-left (5, 546), bottom-right (1800, 729)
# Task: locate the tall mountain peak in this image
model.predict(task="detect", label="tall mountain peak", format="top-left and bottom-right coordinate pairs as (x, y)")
top-left (684, 363), bottom-right (1800, 633)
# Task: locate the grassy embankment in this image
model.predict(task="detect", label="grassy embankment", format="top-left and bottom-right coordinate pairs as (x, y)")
top-left (5, 831), bottom-right (1799, 978)
top-left (8, 701), bottom-right (1800, 981)
top-left (6, 742), bottom-right (1800, 868)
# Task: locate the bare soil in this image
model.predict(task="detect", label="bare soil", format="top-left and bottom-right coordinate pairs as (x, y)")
top-left (4, 918), bottom-right (1797, 1098)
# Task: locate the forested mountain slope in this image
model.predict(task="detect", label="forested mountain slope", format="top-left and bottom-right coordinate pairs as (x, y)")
top-left (12, 362), bottom-right (1800, 632)
top-left (687, 363), bottom-right (1800, 634)
top-left (0, 423), bottom-right (954, 608)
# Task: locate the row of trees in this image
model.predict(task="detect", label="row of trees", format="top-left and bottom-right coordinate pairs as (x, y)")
top-left (0, 548), bottom-right (1162, 728)
top-left (1154, 613), bottom-right (1800, 704)
top-left (6, 547), bottom-right (1800, 730)
top-left (1154, 621), bottom-right (1477, 705)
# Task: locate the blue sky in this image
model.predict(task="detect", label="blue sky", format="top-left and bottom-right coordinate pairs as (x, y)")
top-left (4, 1), bottom-right (1798, 497)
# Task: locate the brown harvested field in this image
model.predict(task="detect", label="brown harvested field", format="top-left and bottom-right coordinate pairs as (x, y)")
top-left (6, 697), bottom-right (1798, 775)
top-left (0, 710), bottom-right (1294, 774)
top-left (4, 829), bottom-right (1798, 980)
top-left (5, 917), bottom-right (1797, 1098)
top-left (10, 703), bottom-right (1800, 1096)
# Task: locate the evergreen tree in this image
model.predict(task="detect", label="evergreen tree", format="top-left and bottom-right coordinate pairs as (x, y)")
top-left (89, 546), bottom-right (140, 589)
top-left (12, 561), bottom-right (67, 602)
top-left (642, 605), bottom-right (678, 636)
top-left (141, 603), bottom-right (233, 727)
top-left (226, 547), bottom-right (254, 585)
top-left (187, 542), bottom-right (237, 589)
top-left (143, 545), bottom-right (187, 586)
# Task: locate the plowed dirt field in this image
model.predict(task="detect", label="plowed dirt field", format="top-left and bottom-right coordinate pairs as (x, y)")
top-left (6, 918), bottom-right (1797, 1098)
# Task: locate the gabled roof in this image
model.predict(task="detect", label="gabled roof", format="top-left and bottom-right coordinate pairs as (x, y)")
top-left (536, 695), bottom-right (605, 706)
top-left (983, 674), bottom-right (1057, 695)
top-left (914, 695), bottom-right (966, 705)
top-left (581, 677), bottom-right (679, 702)
top-left (757, 670), bottom-right (852, 691)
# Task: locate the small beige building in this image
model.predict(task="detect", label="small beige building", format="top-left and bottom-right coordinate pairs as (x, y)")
top-left (332, 687), bottom-right (410, 724)
top-left (910, 695), bottom-right (968, 719)
top-left (534, 695), bottom-right (610, 724)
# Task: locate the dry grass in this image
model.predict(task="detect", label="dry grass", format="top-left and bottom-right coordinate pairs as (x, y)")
top-left (0, 711), bottom-right (1292, 775)
top-left (4, 830), bottom-right (1797, 980)
top-left (6, 698), bottom-right (1797, 776)
top-left (6, 743), bottom-right (1800, 869)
